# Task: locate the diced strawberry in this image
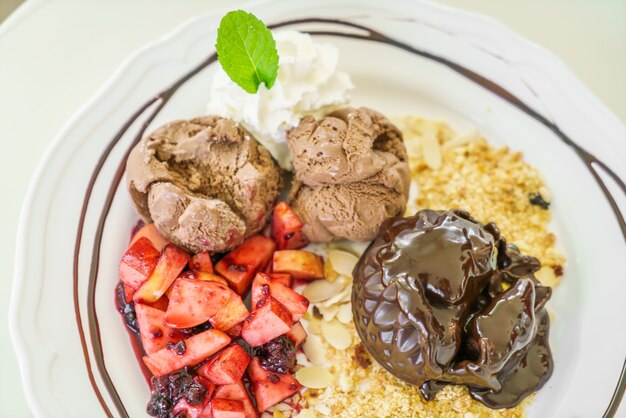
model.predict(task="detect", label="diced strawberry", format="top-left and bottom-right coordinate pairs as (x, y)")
top-left (211, 398), bottom-right (244, 418)
top-left (134, 303), bottom-right (177, 355)
top-left (190, 251), bottom-right (215, 274)
top-left (143, 329), bottom-right (231, 377)
top-left (271, 202), bottom-right (309, 250)
top-left (268, 273), bottom-right (292, 288)
top-left (119, 237), bottom-right (161, 289)
top-left (210, 293), bottom-right (249, 331)
top-left (165, 278), bottom-right (232, 328)
top-left (272, 250), bottom-right (324, 280)
top-left (214, 381), bottom-right (258, 418)
top-left (247, 358), bottom-right (301, 412)
top-left (251, 274), bottom-right (308, 322)
top-left (241, 297), bottom-right (292, 347)
top-left (285, 322), bottom-right (307, 347)
top-left (133, 244), bottom-right (190, 303)
top-left (130, 223), bottom-right (168, 251)
top-left (198, 345), bottom-right (250, 385)
top-left (215, 235), bottom-right (276, 295)
top-left (123, 283), bottom-right (135, 303)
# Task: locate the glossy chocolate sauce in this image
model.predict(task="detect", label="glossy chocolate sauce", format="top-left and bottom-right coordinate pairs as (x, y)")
top-left (352, 209), bottom-right (553, 409)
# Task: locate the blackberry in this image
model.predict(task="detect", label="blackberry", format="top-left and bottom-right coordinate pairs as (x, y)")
top-left (257, 336), bottom-right (296, 374)
top-left (115, 283), bottom-right (139, 334)
top-left (146, 367), bottom-right (208, 417)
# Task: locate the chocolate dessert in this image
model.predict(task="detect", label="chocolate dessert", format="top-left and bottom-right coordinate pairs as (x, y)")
top-left (126, 116), bottom-right (282, 253)
top-left (287, 107), bottom-right (410, 242)
top-left (351, 209), bottom-right (553, 409)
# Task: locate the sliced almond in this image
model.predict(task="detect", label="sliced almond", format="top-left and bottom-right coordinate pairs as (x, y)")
top-left (319, 304), bottom-right (340, 321)
top-left (302, 280), bottom-right (343, 303)
top-left (321, 319), bottom-right (352, 350)
top-left (270, 403), bottom-right (293, 412)
top-left (296, 409), bottom-right (316, 418)
top-left (327, 249), bottom-right (359, 277)
top-left (295, 366), bottom-right (333, 389)
top-left (336, 303), bottom-right (352, 324)
top-left (444, 128), bottom-right (479, 149)
top-left (422, 125), bottom-right (442, 170)
top-left (314, 404), bottom-right (331, 416)
top-left (303, 333), bottom-right (327, 365)
top-left (296, 351), bottom-right (313, 367)
top-left (321, 285), bottom-right (352, 308)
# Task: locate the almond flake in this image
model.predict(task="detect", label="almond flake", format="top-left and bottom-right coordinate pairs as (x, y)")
top-left (295, 366), bottom-right (333, 389)
top-left (321, 319), bottom-right (352, 350)
top-left (321, 285), bottom-right (352, 308)
top-left (303, 334), bottom-right (327, 365)
top-left (296, 409), bottom-right (316, 418)
top-left (422, 126), bottom-right (442, 170)
top-left (296, 351), bottom-right (313, 367)
top-left (327, 249), bottom-right (359, 277)
top-left (302, 280), bottom-right (343, 303)
top-left (336, 303), bottom-right (352, 324)
top-left (319, 304), bottom-right (340, 321)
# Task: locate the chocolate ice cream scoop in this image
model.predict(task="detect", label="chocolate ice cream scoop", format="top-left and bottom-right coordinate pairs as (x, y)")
top-left (352, 209), bottom-right (553, 409)
top-left (287, 107), bottom-right (410, 242)
top-left (126, 116), bottom-right (282, 253)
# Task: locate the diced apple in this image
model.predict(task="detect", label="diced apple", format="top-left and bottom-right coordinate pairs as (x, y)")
top-left (210, 293), bottom-right (249, 331)
top-left (247, 358), bottom-right (301, 412)
top-left (179, 271), bottom-right (228, 286)
top-left (241, 297), bottom-right (292, 347)
top-left (133, 244), bottom-right (190, 304)
top-left (215, 235), bottom-right (276, 295)
top-left (271, 202), bottom-right (309, 250)
top-left (285, 322), bottom-right (307, 348)
top-left (214, 381), bottom-right (258, 418)
top-left (251, 274), bottom-right (308, 322)
top-left (119, 237), bottom-right (161, 289)
top-left (173, 398), bottom-right (208, 418)
top-left (211, 398), bottom-right (244, 418)
top-left (134, 303), bottom-right (177, 355)
top-left (225, 323), bottom-right (243, 338)
top-left (272, 250), bottom-right (324, 281)
top-left (148, 295), bottom-right (169, 312)
top-left (190, 251), bottom-right (215, 274)
top-left (165, 278), bottom-right (232, 329)
top-left (130, 223), bottom-right (168, 251)
top-left (123, 283), bottom-right (135, 304)
top-left (269, 273), bottom-right (292, 288)
top-left (143, 329), bottom-right (231, 377)
top-left (198, 345), bottom-right (251, 385)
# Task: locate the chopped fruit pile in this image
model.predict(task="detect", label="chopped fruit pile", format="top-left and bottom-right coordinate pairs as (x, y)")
top-left (116, 203), bottom-right (322, 417)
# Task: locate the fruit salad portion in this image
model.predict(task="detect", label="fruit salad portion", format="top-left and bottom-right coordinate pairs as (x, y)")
top-left (116, 202), bottom-right (321, 418)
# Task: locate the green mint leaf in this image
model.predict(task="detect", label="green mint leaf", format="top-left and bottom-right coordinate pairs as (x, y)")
top-left (215, 10), bottom-right (279, 94)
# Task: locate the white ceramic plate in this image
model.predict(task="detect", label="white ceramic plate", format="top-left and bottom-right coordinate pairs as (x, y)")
top-left (10, 0), bottom-right (626, 417)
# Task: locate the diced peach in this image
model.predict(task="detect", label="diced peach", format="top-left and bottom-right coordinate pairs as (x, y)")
top-left (179, 271), bottom-right (228, 286)
top-left (134, 303), bottom-right (177, 354)
top-left (165, 278), bottom-right (232, 329)
top-left (271, 202), bottom-right (309, 250)
top-left (269, 273), bottom-right (292, 288)
top-left (130, 223), bottom-right (167, 251)
top-left (198, 345), bottom-right (250, 385)
top-left (241, 297), bottom-right (292, 347)
top-left (285, 322), bottom-right (307, 347)
top-left (272, 250), bottom-right (324, 280)
top-left (190, 251), bottom-right (215, 274)
top-left (215, 235), bottom-right (276, 295)
top-left (247, 358), bottom-right (301, 412)
top-left (210, 293), bottom-right (249, 331)
top-left (211, 398), bottom-right (244, 418)
top-left (119, 237), bottom-right (160, 289)
top-left (214, 381), bottom-right (258, 418)
top-left (251, 273), bottom-right (308, 322)
top-left (143, 329), bottom-right (231, 377)
top-left (133, 244), bottom-right (190, 303)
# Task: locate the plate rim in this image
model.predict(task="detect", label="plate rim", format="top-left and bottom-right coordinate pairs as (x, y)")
top-left (10, 0), bottom-right (626, 416)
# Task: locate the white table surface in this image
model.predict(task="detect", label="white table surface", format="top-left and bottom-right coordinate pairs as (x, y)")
top-left (1, 1), bottom-right (624, 417)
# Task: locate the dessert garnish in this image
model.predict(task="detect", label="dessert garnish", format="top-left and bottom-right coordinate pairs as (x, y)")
top-left (125, 116), bottom-right (282, 253)
top-left (215, 10), bottom-right (279, 94)
top-left (352, 209), bottom-right (553, 409)
top-left (287, 107), bottom-right (410, 242)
